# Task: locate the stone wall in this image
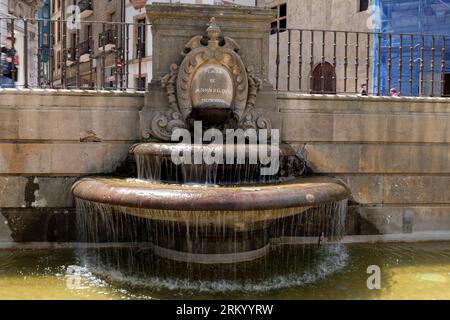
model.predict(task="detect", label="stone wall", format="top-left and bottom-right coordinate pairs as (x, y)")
top-left (279, 93), bottom-right (450, 237)
top-left (0, 89), bottom-right (143, 242)
top-left (0, 88), bottom-right (449, 243)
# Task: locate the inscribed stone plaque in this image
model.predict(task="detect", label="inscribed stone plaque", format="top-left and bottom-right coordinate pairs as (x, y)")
top-left (191, 64), bottom-right (234, 110)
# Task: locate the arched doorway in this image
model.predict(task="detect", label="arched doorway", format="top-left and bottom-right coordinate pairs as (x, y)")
top-left (310, 62), bottom-right (336, 94)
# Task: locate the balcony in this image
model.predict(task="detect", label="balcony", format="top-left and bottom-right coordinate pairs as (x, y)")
top-left (98, 29), bottom-right (117, 52)
top-left (78, 40), bottom-right (91, 62)
top-left (79, 0), bottom-right (93, 19)
top-left (66, 41), bottom-right (91, 66)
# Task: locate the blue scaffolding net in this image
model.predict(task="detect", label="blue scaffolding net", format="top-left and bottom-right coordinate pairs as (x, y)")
top-left (372, 0), bottom-right (450, 96)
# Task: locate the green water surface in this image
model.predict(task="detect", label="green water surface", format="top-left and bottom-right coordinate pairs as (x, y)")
top-left (1, 242), bottom-right (450, 300)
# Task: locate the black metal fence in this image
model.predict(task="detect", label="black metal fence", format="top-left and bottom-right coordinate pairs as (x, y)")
top-left (1, 17), bottom-right (450, 97)
top-left (0, 18), bottom-right (150, 91)
top-left (272, 28), bottom-right (450, 97)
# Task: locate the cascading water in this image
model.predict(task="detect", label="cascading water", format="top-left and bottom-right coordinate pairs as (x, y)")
top-left (73, 141), bottom-right (350, 293)
top-left (132, 143), bottom-right (306, 185)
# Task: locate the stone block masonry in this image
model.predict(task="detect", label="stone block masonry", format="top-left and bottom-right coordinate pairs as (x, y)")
top-left (0, 89), bottom-right (143, 242)
top-left (279, 93), bottom-right (450, 238)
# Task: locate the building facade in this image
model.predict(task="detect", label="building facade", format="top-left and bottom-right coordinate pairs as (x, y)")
top-left (46, 0), bottom-right (256, 90)
top-left (0, 0), bottom-right (43, 87)
top-left (125, 0), bottom-right (256, 89)
top-left (49, 0), bottom-right (126, 89)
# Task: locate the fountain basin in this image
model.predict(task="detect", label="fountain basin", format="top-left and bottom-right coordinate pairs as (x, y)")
top-left (73, 176), bottom-right (349, 263)
top-left (72, 177), bottom-right (350, 227)
top-left (131, 142), bottom-right (297, 157)
top-left (132, 142), bottom-right (306, 184)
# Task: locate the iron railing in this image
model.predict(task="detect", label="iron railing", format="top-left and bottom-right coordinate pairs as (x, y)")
top-left (98, 28), bottom-right (117, 48)
top-left (1, 17), bottom-right (450, 97)
top-left (78, 0), bottom-right (93, 14)
top-left (272, 28), bottom-right (450, 97)
top-left (0, 18), bottom-right (150, 90)
top-left (78, 39), bottom-right (91, 56)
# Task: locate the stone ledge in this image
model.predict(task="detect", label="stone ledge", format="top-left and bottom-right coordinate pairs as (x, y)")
top-left (347, 206), bottom-right (450, 235)
top-left (278, 93), bottom-right (450, 115)
top-left (1, 232), bottom-right (450, 248)
top-left (0, 88), bottom-right (145, 97)
top-left (0, 91), bottom-right (144, 110)
top-left (277, 92), bottom-right (450, 104)
top-left (277, 232), bottom-right (450, 245)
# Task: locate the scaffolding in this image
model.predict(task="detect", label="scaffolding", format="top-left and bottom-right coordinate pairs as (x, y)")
top-left (372, 0), bottom-right (450, 96)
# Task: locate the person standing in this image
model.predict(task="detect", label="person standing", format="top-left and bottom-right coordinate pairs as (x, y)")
top-left (359, 84), bottom-right (368, 96)
top-left (389, 88), bottom-right (401, 97)
top-left (1, 37), bottom-right (16, 88)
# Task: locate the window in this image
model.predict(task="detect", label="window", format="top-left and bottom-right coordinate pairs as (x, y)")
top-left (85, 25), bottom-right (92, 51)
top-left (86, 25), bottom-right (92, 40)
top-left (271, 3), bottom-right (287, 35)
top-left (53, 51), bottom-right (60, 72)
top-left (71, 34), bottom-right (76, 49)
top-left (136, 18), bottom-right (147, 58)
top-left (57, 51), bottom-right (61, 70)
top-left (57, 18), bottom-right (61, 43)
top-left (52, 21), bottom-right (56, 45)
top-left (43, 6), bottom-right (50, 19)
top-left (359, 0), bottom-right (369, 12)
top-left (70, 34), bottom-right (76, 60)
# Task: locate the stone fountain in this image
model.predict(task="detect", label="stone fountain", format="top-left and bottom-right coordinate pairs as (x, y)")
top-left (72, 4), bottom-right (350, 266)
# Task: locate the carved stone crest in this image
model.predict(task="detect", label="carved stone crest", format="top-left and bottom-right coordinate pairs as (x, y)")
top-left (145, 18), bottom-right (270, 141)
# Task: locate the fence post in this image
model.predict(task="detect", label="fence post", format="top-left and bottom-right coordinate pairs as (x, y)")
top-left (298, 30), bottom-right (303, 92)
top-left (431, 35), bottom-right (436, 97)
top-left (377, 33), bottom-right (382, 96)
top-left (24, 19), bottom-right (29, 88)
top-left (409, 35), bottom-right (414, 96)
top-left (441, 36), bottom-right (446, 97)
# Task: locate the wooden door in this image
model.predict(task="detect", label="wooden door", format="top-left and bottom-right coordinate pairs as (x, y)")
top-left (311, 62), bottom-right (336, 94)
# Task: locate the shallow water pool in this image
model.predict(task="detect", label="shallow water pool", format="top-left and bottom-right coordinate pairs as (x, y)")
top-left (0, 242), bottom-right (450, 300)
